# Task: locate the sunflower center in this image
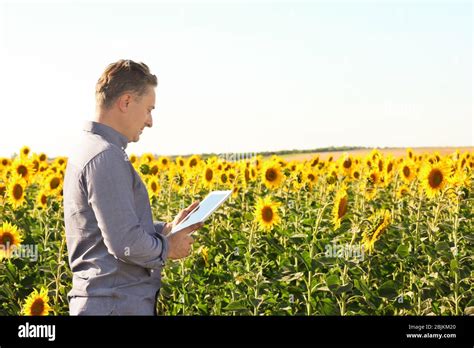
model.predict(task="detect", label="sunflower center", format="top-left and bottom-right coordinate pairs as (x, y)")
top-left (343, 158), bottom-right (352, 169)
top-left (403, 166), bottom-right (410, 178)
top-left (387, 163), bottom-right (393, 173)
top-left (205, 169), bottom-right (213, 181)
top-left (0, 232), bottom-right (13, 246)
top-left (261, 206), bottom-right (273, 223)
top-left (221, 173), bottom-right (228, 183)
top-left (17, 165), bottom-right (28, 177)
top-left (353, 172), bottom-right (360, 179)
top-left (265, 168), bottom-right (277, 182)
top-left (41, 194), bottom-right (47, 205)
top-left (13, 184), bottom-right (23, 199)
top-left (369, 174), bottom-right (377, 183)
top-left (151, 182), bottom-right (158, 191)
top-left (428, 169), bottom-right (443, 188)
top-left (50, 178), bottom-right (60, 190)
top-left (189, 159), bottom-right (197, 167)
top-left (338, 196), bottom-right (348, 219)
top-left (30, 298), bottom-right (45, 315)
top-left (308, 174), bottom-right (315, 181)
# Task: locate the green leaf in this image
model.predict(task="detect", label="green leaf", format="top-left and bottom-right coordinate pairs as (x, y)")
top-left (222, 300), bottom-right (248, 311)
top-left (280, 272), bottom-right (304, 283)
top-left (396, 244), bottom-right (410, 258)
top-left (450, 259), bottom-right (458, 272)
top-left (334, 283), bottom-right (353, 295)
top-left (326, 275), bottom-right (340, 291)
top-left (378, 280), bottom-right (398, 299)
top-left (435, 241), bottom-right (450, 252)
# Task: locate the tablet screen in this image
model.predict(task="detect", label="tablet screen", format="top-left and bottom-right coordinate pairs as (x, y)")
top-left (170, 190), bottom-right (232, 234)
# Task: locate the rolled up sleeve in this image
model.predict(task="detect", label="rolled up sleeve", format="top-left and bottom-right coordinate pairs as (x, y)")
top-left (83, 149), bottom-right (167, 269)
top-left (153, 221), bottom-right (167, 235)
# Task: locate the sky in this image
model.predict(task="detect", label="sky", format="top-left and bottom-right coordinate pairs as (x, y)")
top-left (0, 0), bottom-right (472, 158)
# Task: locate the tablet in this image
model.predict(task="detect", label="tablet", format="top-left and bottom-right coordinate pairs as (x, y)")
top-left (170, 190), bottom-right (232, 234)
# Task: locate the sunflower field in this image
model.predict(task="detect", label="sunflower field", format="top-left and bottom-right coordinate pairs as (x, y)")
top-left (0, 146), bottom-right (473, 316)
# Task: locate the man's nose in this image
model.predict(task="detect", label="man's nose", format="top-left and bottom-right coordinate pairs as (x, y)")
top-left (146, 115), bottom-right (153, 128)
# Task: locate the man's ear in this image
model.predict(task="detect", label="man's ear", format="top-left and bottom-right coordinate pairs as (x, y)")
top-left (117, 93), bottom-right (132, 113)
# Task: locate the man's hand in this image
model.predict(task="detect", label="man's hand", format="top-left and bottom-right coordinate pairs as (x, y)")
top-left (165, 201), bottom-right (203, 260)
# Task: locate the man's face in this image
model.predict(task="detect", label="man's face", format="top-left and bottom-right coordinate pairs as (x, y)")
top-left (124, 86), bottom-right (155, 143)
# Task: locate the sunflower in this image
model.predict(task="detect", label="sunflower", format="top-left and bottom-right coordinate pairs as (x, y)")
top-left (53, 157), bottom-right (67, 168)
top-left (199, 246), bottom-right (210, 267)
top-left (147, 177), bottom-right (161, 198)
top-left (385, 158), bottom-right (395, 177)
top-left (351, 170), bottom-right (361, 181)
top-left (219, 171), bottom-right (229, 186)
top-left (129, 154), bottom-right (138, 166)
top-left (231, 185), bottom-right (241, 198)
top-left (37, 152), bottom-right (48, 162)
top-left (396, 185), bottom-right (410, 199)
top-left (261, 163), bottom-right (284, 190)
top-left (44, 173), bottom-right (63, 196)
top-left (332, 185), bottom-right (348, 229)
top-left (340, 154), bottom-right (354, 176)
top-left (400, 160), bottom-right (416, 184)
top-left (202, 164), bottom-right (215, 189)
top-left (0, 221), bottom-right (23, 259)
top-left (304, 169), bottom-right (318, 189)
top-left (169, 169), bottom-right (186, 193)
top-left (20, 146), bottom-right (31, 159)
top-left (240, 166), bottom-right (251, 187)
top-left (376, 158), bottom-right (385, 173)
top-left (148, 161), bottom-right (160, 176)
top-left (0, 157), bottom-right (11, 169)
top-left (6, 175), bottom-right (27, 209)
top-left (158, 156), bottom-right (170, 170)
top-left (309, 156), bottom-right (320, 168)
top-left (419, 161), bottom-right (451, 198)
top-left (187, 155), bottom-right (201, 170)
top-left (176, 156), bottom-right (186, 168)
top-left (0, 181), bottom-right (6, 202)
top-left (361, 209), bottom-right (391, 253)
top-left (140, 153), bottom-right (155, 164)
top-left (254, 196), bottom-right (281, 231)
top-left (290, 165), bottom-right (305, 190)
top-left (36, 189), bottom-right (49, 209)
top-left (21, 288), bottom-right (52, 316)
top-left (11, 158), bottom-right (34, 183)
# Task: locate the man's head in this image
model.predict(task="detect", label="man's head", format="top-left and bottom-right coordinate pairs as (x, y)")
top-left (95, 59), bottom-right (157, 143)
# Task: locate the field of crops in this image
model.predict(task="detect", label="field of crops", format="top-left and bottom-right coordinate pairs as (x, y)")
top-left (0, 147), bottom-right (472, 316)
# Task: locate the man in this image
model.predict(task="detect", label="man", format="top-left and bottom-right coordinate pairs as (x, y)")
top-left (63, 59), bottom-right (202, 315)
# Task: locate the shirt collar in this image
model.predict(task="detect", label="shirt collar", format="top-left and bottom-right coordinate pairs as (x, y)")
top-left (83, 121), bottom-right (129, 150)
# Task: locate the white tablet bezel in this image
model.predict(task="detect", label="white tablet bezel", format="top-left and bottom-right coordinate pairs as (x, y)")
top-left (170, 190), bottom-right (232, 234)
